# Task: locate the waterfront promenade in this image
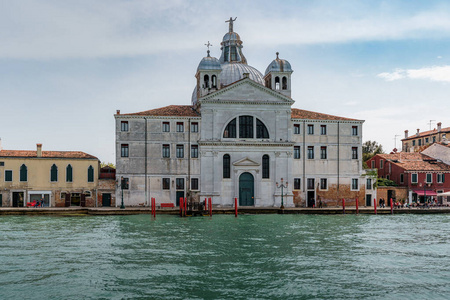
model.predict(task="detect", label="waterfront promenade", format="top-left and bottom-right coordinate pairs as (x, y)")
top-left (1, 206), bottom-right (450, 215)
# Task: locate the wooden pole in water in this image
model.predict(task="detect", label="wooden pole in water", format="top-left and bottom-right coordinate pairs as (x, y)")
top-left (374, 198), bottom-right (377, 215)
top-left (209, 198), bottom-right (212, 217)
top-left (235, 197), bottom-right (238, 217)
top-left (342, 198), bottom-right (345, 214)
top-left (180, 197), bottom-right (183, 217)
top-left (390, 198), bottom-right (393, 214)
top-left (356, 197), bottom-right (359, 214)
top-left (152, 198), bottom-right (156, 218)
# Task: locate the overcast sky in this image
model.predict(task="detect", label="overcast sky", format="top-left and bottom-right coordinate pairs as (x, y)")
top-left (1, 0), bottom-right (449, 163)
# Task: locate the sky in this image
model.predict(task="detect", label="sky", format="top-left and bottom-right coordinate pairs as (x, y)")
top-left (1, 0), bottom-right (450, 163)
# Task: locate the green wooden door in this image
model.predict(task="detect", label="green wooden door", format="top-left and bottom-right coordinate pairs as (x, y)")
top-left (102, 193), bottom-right (111, 207)
top-left (176, 191), bottom-right (184, 206)
top-left (239, 172), bottom-right (254, 206)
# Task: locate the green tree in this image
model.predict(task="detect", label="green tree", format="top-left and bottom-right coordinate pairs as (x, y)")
top-left (100, 162), bottom-right (116, 169)
top-left (362, 140), bottom-right (384, 162)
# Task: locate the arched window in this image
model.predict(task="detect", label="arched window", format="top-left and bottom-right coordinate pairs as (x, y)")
top-left (212, 75), bottom-right (217, 88)
top-left (88, 166), bottom-right (94, 183)
top-left (66, 164), bottom-right (73, 182)
top-left (256, 119), bottom-right (269, 138)
top-left (262, 155), bottom-right (270, 179)
top-left (275, 76), bottom-right (280, 90)
top-left (239, 116), bottom-right (253, 138)
top-left (20, 164), bottom-right (27, 182)
top-left (223, 118), bottom-right (236, 138)
top-left (282, 76), bottom-right (287, 90)
top-left (223, 154), bottom-right (231, 178)
top-left (224, 46), bottom-right (229, 62)
top-left (203, 74), bottom-right (209, 88)
top-left (50, 164), bottom-right (58, 182)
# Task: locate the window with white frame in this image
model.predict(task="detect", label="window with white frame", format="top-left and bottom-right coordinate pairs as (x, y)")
top-left (307, 124), bottom-right (314, 135)
top-left (121, 121), bottom-right (129, 132)
top-left (411, 173), bottom-right (418, 183)
top-left (294, 146), bottom-right (300, 159)
top-left (307, 146), bottom-right (314, 159)
top-left (162, 122), bottom-right (170, 132)
top-left (352, 126), bottom-right (358, 136)
top-left (426, 173), bottom-right (432, 183)
top-left (320, 178), bottom-right (327, 190)
top-left (351, 178), bottom-right (359, 190)
top-left (191, 122), bottom-right (199, 132)
top-left (162, 144), bottom-right (170, 158)
top-left (176, 122), bottom-right (184, 132)
top-left (437, 174), bottom-right (445, 183)
top-left (176, 145), bottom-right (184, 158)
top-left (320, 125), bottom-right (327, 135)
top-left (294, 178), bottom-right (301, 190)
top-left (320, 146), bottom-right (327, 159)
top-left (352, 147), bottom-right (358, 159)
top-left (366, 178), bottom-right (372, 190)
top-left (294, 124), bottom-right (300, 134)
top-left (191, 178), bottom-right (199, 190)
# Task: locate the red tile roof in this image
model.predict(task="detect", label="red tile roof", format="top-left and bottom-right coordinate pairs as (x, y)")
top-left (291, 108), bottom-right (360, 121)
top-left (402, 127), bottom-right (450, 141)
top-left (0, 150), bottom-right (98, 160)
top-left (376, 153), bottom-right (450, 172)
top-left (121, 105), bottom-right (200, 117)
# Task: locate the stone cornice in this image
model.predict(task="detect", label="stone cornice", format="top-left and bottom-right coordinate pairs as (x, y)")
top-left (198, 141), bottom-right (295, 147)
top-left (291, 118), bottom-right (364, 124)
top-left (114, 115), bottom-right (201, 120)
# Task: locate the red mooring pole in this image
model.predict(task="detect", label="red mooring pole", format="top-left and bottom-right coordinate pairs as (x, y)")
top-left (374, 198), bottom-right (377, 215)
top-left (209, 198), bottom-right (212, 216)
top-left (152, 198), bottom-right (156, 218)
top-left (235, 198), bottom-right (238, 217)
top-left (205, 198), bottom-right (207, 211)
top-left (184, 197), bottom-right (187, 217)
top-left (390, 198), bottom-right (393, 214)
top-left (356, 197), bottom-right (359, 214)
top-left (342, 198), bottom-right (345, 214)
top-left (180, 197), bottom-right (183, 217)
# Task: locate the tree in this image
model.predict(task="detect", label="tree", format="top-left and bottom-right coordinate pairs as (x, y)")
top-left (100, 162), bottom-right (116, 169)
top-left (362, 140), bottom-right (384, 162)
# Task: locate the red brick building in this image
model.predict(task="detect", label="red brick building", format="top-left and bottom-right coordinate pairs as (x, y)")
top-left (367, 152), bottom-right (450, 204)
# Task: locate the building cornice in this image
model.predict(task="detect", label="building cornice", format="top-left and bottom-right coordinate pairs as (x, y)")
top-left (198, 140), bottom-right (295, 147)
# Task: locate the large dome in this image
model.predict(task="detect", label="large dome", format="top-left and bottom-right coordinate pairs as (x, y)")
top-left (220, 63), bottom-right (264, 86)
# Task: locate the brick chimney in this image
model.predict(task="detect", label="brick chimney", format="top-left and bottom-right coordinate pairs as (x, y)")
top-left (437, 122), bottom-right (442, 132)
top-left (416, 129), bottom-right (420, 136)
top-left (37, 143), bottom-right (42, 157)
top-left (116, 110), bottom-right (121, 115)
top-left (404, 130), bottom-right (409, 139)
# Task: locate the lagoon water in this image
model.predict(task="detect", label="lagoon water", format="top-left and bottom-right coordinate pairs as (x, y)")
top-left (0, 214), bottom-right (449, 299)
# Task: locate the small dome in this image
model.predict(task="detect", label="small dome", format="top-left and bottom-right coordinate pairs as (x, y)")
top-left (264, 53), bottom-right (292, 75)
top-left (220, 63), bottom-right (264, 86)
top-left (197, 53), bottom-right (221, 72)
top-left (222, 32), bottom-right (241, 43)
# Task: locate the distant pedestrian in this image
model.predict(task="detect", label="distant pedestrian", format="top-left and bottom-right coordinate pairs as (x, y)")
top-left (318, 198), bottom-right (323, 208)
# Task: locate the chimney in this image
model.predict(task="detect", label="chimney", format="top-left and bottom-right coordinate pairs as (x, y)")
top-left (416, 129), bottom-right (420, 136)
top-left (116, 110), bottom-right (121, 115)
top-left (37, 143), bottom-right (42, 158)
top-left (437, 122), bottom-right (442, 132)
top-left (404, 130), bottom-right (409, 139)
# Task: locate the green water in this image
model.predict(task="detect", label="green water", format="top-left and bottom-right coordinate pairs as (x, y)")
top-left (0, 214), bottom-right (449, 299)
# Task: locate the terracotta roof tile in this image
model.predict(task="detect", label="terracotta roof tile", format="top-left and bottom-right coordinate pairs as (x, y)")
top-left (376, 153), bottom-right (450, 172)
top-left (0, 150), bottom-right (98, 160)
top-left (402, 127), bottom-right (450, 141)
top-left (121, 105), bottom-right (200, 117)
top-left (291, 108), bottom-right (361, 121)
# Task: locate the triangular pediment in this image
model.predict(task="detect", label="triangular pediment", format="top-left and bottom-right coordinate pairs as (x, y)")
top-left (199, 78), bottom-right (294, 104)
top-left (233, 157), bottom-right (260, 167)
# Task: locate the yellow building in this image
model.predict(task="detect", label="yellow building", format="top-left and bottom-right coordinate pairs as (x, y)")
top-left (0, 144), bottom-right (100, 207)
top-left (402, 122), bottom-right (450, 152)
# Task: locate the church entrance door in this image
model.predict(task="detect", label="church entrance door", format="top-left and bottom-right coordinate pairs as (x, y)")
top-left (239, 172), bottom-right (254, 206)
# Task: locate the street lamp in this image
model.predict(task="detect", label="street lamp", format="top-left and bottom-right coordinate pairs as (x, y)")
top-left (119, 176), bottom-right (128, 209)
top-left (276, 178), bottom-right (288, 209)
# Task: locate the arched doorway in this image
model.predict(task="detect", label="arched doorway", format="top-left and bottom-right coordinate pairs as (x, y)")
top-left (239, 172), bottom-right (254, 206)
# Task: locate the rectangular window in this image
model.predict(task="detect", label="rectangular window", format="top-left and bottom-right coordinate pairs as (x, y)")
top-left (433, 136), bottom-right (436, 143)
top-left (5, 170), bottom-right (12, 182)
top-left (389, 163), bottom-right (392, 173)
top-left (437, 174), bottom-right (445, 183)
top-left (307, 146), bottom-right (314, 159)
top-left (352, 147), bottom-right (358, 159)
top-left (352, 178), bottom-right (359, 190)
top-left (294, 124), bottom-right (300, 134)
top-left (176, 178), bottom-right (184, 190)
top-left (320, 125), bottom-right (327, 135)
top-left (162, 178), bottom-right (170, 190)
top-left (162, 144), bottom-right (170, 158)
top-left (0, 162), bottom-right (4, 166)
top-left (121, 121), bottom-right (129, 132)
top-left (121, 144), bottom-right (129, 157)
top-left (411, 173), bottom-right (418, 183)
top-left (320, 178), bottom-right (327, 190)
top-left (418, 139), bottom-right (422, 146)
top-left (400, 173), bottom-right (404, 184)
top-left (191, 178), bottom-right (199, 190)
top-left (426, 173), bottom-right (432, 183)
top-left (425, 137), bottom-right (429, 143)
top-left (294, 178), bottom-right (301, 190)
top-left (162, 122), bottom-right (170, 132)
top-left (352, 126), bottom-right (358, 136)
top-left (320, 146), bottom-right (327, 159)
top-left (191, 122), bottom-right (199, 132)
top-left (307, 178), bottom-right (315, 190)
top-left (412, 140), bottom-right (416, 146)
top-left (380, 160), bottom-right (384, 169)
top-left (371, 160), bottom-right (375, 168)
top-left (176, 122), bottom-right (184, 132)
top-left (294, 146), bottom-right (300, 159)
top-left (191, 145), bottom-right (198, 158)
top-left (176, 144), bottom-right (184, 158)
top-left (366, 178), bottom-right (372, 190)
top-left (307, 124), bottom-right (314, 135)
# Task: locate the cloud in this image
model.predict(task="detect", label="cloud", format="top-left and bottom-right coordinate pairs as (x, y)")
top-left (378, 65), bottom-right (450, 83)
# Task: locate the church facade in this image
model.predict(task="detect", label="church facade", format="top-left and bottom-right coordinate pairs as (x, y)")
top-left (115, 19), bottom-right (365, 208)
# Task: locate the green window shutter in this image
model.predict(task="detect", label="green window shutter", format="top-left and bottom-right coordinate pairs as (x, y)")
top-left (20, 164), bottom-right (27, 182)
top-left (88, 166), bottom-right (94, 182)
top-left (5, 170), bottom-right (12, 181)
top-left (50, 164), bottom-right (58, 182)
top-left (66, 165), bottom-right (73, 182)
